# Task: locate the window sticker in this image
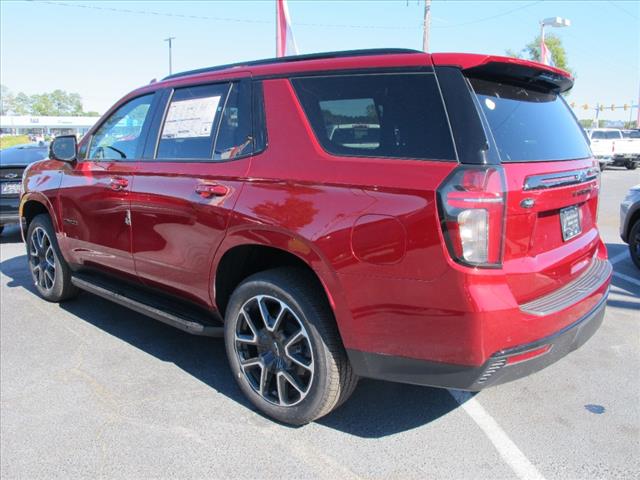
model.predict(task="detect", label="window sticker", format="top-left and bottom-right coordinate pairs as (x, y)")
top-left (161, 96), bottom-right (221, 139)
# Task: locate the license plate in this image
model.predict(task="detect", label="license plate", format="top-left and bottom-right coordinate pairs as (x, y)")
top-left (560, 206), bottom-right (581, 241)
top-left (1, 182), bottom-right (21, 195)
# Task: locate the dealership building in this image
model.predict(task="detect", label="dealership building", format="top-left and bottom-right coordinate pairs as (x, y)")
top-left (0, 115), bottom-right (101, 137)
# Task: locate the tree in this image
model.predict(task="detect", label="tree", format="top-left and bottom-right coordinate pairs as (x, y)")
top-left (507, 33), bottom-right (572, 75)
top-left (0, 84), bottom-right (11, 115)
top-left (0, 86), bottom-right (97, 116)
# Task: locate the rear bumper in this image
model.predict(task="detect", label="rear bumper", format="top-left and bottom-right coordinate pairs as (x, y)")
top-left (347, 291), bottom-right (608, 390)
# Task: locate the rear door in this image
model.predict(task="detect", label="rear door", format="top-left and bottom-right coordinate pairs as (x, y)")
top-left (58, 93), bottom-right (157, 279)
top-left (130, 78), bottom-right (256, 307)
top-left (466, 74), bottom-right (600, 304)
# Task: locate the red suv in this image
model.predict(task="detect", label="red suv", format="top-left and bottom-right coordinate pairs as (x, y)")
top-left (20, 49), bottom-right (612, 425)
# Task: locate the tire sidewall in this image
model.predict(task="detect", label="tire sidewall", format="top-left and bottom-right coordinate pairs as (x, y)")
top-left (224, 275), bottom-right (335, 425)
top-left (26, 215), bottom-right (67, 301)
top-left (629, 221), bottom-right (640, 269)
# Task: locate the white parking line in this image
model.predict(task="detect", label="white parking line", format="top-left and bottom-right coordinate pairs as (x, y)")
top-left (449, 390), bottom-right (546, 480)
top-left (608, 251), bottom-right (631, 265)
top-left (612, 271), bottom-right (640, 287)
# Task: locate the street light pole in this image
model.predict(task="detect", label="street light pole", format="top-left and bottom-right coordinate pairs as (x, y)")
top-left (538, 17), bottom-right (570, 64)
top-left (164, 37), bottom-right (175, 75)
top-left (422, 0), bottom-right (432, 52)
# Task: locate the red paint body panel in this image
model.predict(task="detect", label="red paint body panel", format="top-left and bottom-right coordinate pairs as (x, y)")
top-left (20, 50), bottom-right (610, 381)
top-left (57, 160), bottom-right (138, 279)
top-left (130, 159), bottom-right (250, 307)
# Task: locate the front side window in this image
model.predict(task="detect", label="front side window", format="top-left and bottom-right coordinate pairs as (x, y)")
top-left (292, 73), bottom-right (456, 161)
top-left (89, 94), bottom-right (154, 160)
top-left (157, 83), bottom-right (229, 160)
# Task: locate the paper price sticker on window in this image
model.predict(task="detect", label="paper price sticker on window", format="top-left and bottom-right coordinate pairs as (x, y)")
top-left (161, 96), bottom-right (221, 139)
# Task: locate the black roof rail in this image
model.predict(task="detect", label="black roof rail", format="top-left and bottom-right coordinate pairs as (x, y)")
top-left (162, 48), bottom-right (423, 81)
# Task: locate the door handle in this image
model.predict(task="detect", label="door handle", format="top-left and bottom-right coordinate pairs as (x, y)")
top-left (109, 176), bottom-right (129, 191)
top-left (195, 183), bottom-right (229, 198)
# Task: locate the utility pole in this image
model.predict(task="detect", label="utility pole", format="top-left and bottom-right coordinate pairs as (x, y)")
top-left (164, 37), bottom-right (175, 75)
top-left (422, 0), bottom-right (431, 52)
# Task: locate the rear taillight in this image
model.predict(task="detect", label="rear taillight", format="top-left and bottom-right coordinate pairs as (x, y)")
top-left (437, 165), bottom-right (506, 267)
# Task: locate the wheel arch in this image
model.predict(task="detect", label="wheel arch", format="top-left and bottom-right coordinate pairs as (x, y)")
top-left (211, 228), bottom-right (354, 345)
top-left (20, 193), bottom-right (59, 239)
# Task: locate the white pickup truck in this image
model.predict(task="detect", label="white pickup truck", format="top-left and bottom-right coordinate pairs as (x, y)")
top-left (588, 128), bottom-right (640, 170)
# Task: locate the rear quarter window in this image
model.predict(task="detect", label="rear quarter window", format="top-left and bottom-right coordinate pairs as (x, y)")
top-left (292, 73), bottom-right (456, 161)
top-left (469, 78), bottom-right (591, 162)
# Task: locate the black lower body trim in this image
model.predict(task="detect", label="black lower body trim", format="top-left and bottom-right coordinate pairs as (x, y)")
top-left (347, 292), bottom-right (608, 391)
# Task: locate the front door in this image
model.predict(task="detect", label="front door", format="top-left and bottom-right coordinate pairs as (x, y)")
top-left (131, 79), bottom-right (255, 306)
top-left (58, 93), bottom-right (156, 279)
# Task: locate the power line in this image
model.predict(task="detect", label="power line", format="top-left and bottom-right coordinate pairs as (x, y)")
top-left (606, 0), bottom-right (639, 21)
top-left (431, 1), bottom-right (543, 29)
top-left (30, 0), bottom-right (545, 31)
top-left (29, 0), bottom-right (418, 30)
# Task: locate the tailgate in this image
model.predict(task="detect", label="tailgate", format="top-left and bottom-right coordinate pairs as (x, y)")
top-left (502, 160), bottom-right (601, 303)
top-left (467, 73), bottom-right (601, 304)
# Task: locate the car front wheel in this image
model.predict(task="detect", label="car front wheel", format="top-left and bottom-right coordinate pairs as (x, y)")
top-left (224, 268), bottom-right (357, 425)
top-left (26, 214), bottom-right (79, 302)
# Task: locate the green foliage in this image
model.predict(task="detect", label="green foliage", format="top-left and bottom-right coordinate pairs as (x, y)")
top-left (0, 135), bottom-right (30, 150)
top-left (1, 85), bottom-right (97, 116)
top-left (506, 33), bottom-right (572, 74)
top-left (578, 119), bottom-right (593, 128)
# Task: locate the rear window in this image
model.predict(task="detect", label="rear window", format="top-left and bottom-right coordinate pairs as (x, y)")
top-left (469, 78), bottom-right (591, 162)
top-left (292, 73), bottom-right (456, 161)
top-left (592, 130), bottom-right (621, 140)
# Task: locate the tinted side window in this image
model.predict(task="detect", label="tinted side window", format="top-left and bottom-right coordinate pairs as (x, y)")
top-left (252, 81), bottom-right (267, 153)
top-left (89, 94), bottom-right (154, 160)
top-left (213, 81), bottom-right (253, 160)
top-left (157, 83), bottom-right (229, 160)
top-left (292, 73), bottom-right (456, 161)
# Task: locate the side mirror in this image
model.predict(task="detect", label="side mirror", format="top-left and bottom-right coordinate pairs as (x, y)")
top-left (50, 135), bottom-right (77, 162)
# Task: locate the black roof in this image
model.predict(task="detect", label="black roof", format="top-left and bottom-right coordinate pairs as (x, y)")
top-left (162, 48), bottom-right (422, 81)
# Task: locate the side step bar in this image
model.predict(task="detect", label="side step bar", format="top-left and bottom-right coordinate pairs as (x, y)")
top-left (71, 274), bottom-right (224, 337)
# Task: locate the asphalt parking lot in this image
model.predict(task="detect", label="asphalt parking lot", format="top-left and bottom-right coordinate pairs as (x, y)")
top-left (1, 168), bottom-right (639, 479)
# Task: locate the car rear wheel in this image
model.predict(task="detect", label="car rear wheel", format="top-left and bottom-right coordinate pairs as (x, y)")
top-left (224, 268), bottom-right (357, 425)
top-left (0, 225), bottom-right (4, 235)
top-left (26, 214), bottom-right (79, 302)
top-left (626, 161), bottom-right (638, 170)
top-left (629, 221), bottom-right (640, 269)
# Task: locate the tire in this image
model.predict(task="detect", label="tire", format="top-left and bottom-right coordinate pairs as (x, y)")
top-left (599, 163), bottom-right (606, 172)
top-left (629, 221), bottom-right (640, 270)
top-left (224, 268), bottom-right (357, 425)
top-left (626, 161), bottom-right (638, 170)
top-left (26, 214), bottom-right (79, 302)
top-left (0, 225), bottom-right (4, 235)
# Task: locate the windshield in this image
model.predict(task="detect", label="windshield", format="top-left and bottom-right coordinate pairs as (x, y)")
top-left (0, 145), bottom-right (49, 166)
top-left (469, 78), bottom-right (591, 162)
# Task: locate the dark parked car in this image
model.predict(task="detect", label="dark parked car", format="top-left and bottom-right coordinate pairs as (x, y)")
top-left (0, 142), bottom-right (49, 234)
top-left (620, 185), bottom-right (640, 268)
top-left (20, 50), bottom-right (611, 425)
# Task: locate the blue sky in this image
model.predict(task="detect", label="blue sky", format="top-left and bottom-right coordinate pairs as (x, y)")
top-left (1, 0), bottom-right (638, 121)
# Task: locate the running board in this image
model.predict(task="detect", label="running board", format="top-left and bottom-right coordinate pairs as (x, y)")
top-left (71, 273), bottom-right (224, 337)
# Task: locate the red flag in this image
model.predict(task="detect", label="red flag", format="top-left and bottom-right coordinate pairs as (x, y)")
top-left (276, 0), bottom-right (298, 57)
top-left (540, 39), bottom-right (552, 66)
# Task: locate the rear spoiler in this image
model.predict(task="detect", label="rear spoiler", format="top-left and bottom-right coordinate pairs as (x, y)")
top-left (432, 53), bottom-right (574, 93)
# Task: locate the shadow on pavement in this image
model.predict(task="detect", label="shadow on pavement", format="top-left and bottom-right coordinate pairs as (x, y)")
top-left (605, 242), bottom-right (640, 296)
top-left (0, 224), bottom-right (23, 244)
top-left (0, 252), bottom-right (460, 438)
